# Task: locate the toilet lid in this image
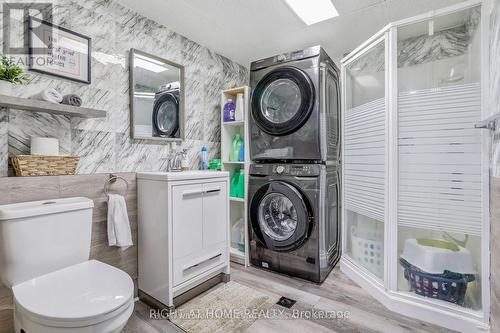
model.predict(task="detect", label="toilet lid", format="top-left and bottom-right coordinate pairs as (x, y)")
top-left (12, 260), bottom-right (134, 325)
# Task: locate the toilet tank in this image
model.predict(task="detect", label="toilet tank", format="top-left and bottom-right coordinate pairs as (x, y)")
top-left (0, 197), bottom-right (94, 287)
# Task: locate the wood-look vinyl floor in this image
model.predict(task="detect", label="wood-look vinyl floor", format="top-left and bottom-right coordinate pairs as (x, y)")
top-left (122, 264), bottom-right (456, 333)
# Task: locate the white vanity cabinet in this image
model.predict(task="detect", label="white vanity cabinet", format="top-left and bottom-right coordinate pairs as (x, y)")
top-left (137, 171), bottom-right (230, 308)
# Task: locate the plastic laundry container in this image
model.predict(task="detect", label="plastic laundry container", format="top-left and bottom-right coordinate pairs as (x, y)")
top-left (400, 238), bottom-right (476, 306)
top-left (400, 258), bottom-right (475, 306)
top-left (400, 238), bottom-right (475, 274)
top-left (351, 225), bottom-right (383, 277)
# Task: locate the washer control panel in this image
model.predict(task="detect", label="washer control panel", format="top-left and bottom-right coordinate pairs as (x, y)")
top-left (272, 164), bottom-right (318, 176)
top-left (249, 163), bottom-right (321, 177)
top-left (275, 165), bottom-right (286, 174)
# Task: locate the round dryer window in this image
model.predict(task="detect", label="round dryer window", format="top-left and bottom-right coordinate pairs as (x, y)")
top-left (153, 92), bottom-right (179, 137)
top-left (260, 79), bottom-right (302, 124)
top-left (252, 66), bottom-right (315, 136)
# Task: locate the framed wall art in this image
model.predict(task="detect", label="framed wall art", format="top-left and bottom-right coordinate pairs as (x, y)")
top-left (28, 17), bottom-right (91, 84)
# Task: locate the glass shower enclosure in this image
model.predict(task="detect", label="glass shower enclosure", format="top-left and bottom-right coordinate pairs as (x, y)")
top-left (341, 1), bottom-right (489, 332)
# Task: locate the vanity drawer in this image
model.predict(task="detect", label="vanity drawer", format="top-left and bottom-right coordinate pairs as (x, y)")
top-left (173, 242), bottom-right (227, 287)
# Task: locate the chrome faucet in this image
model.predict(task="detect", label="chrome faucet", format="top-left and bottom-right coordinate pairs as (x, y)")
top-left (170, 151), bottom-right (183, 172)
top-left (164, 149), bottom-right (183, 172)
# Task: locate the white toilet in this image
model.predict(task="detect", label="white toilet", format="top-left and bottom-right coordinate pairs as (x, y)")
top-left (0, 197), bottom-right (135, 333)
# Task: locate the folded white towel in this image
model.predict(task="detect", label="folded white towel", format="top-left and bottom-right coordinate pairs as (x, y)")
top-left (33, 88), bottom-right (63, 104)
top-left (107, 193), bottom-right (133, 250)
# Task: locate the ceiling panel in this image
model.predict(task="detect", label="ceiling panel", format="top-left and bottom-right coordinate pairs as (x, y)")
top-left (383, 0), bottom-right (464, 22)
top-left (120, 0), bottom-right (465, 66)
top-left (332, 0), bottom-right (385, 15)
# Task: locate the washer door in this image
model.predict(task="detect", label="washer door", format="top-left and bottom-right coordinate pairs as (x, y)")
top-left (251, 67), bottom-right (315, 136)
top-left (250, 181), bottom-right (312, 251)
top-left (153, 92), bottom-right (179, 137)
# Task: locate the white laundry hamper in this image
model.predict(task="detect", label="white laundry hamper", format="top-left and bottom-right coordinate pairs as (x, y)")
top-left (351, 224), bottom-right (384, 277)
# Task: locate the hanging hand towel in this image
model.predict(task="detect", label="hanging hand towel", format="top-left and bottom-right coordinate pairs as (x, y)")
top-left (107, 193), bottom-right (133, 250)
top-left (61, 94), bottom-right (82, 107)
top-left (32, 88), bottom-right (63, 104)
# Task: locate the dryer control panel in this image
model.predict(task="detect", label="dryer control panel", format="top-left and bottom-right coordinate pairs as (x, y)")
top-left (250, 46), bottom-right (323, 71)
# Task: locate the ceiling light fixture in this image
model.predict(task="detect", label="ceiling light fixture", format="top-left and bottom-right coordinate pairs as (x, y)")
top-left (284, 0), bottom-right (339, 25)
top-left (134, 54), bottom-right (169, 73)
top-left (134, 92), bottom-right (155, 98)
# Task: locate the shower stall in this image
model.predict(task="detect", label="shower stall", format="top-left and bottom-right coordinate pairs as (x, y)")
top-left (340, 1), bottom-right (490, 332)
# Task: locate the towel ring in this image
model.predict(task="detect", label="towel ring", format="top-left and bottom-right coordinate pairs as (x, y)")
top-left (104, 174), bottom-right (129, 196)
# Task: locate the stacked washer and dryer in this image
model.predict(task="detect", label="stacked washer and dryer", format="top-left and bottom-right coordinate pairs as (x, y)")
top-left (248, 46), bottom-right (341, 283)
top-left (152, 82), bottom-right (180, 138)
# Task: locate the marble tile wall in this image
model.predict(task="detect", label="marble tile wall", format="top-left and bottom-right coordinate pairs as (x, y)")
top-left (0, 0), bottom-right (249, 175)
top-left (0, 172), bottom-right (137, 333)
top-left (350, 7), bottom-right (480, 74)
top-left (490, 0), bottom-right (500, 331)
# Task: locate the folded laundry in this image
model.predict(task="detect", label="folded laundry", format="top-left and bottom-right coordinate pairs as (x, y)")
top-left (61, 94), bottom-right (83, 107)
top-left (32, 88), bottom-right (63, 104)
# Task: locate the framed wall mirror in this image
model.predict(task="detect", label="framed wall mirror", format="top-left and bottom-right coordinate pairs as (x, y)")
top-left (130, 49), bottom-right (185, 141)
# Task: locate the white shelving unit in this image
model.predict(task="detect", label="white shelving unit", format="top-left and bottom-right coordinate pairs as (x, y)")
top-left (220, 86), bottom-right (250, 267)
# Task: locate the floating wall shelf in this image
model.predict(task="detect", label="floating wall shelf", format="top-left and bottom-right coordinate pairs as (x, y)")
top-left (0, 94), bottom-right (106, 118)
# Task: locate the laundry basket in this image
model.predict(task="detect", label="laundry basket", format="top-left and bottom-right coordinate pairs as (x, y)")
top-left (351, 225), bottom-right (383, 277)
top-left (400, 258), bottom-right (475, 306)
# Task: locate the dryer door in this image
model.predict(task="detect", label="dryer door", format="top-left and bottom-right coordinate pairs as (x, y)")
top-left (250, 181), bottom-right (312, 251)
top-left (251, 66), bottom-right (315, 136)
top-left (152, 92), bottom-right (179, 137)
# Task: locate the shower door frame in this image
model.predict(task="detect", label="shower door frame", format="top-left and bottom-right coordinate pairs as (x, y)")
top-left (340, 1), bottom-right (491, 332)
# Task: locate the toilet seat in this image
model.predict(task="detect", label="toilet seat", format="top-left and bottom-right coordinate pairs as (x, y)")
top-left (12, 260), bottom-right (134, 328)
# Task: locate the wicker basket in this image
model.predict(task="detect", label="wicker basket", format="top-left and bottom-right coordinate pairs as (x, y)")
top-left (10, 155), bottom-right (79, 176)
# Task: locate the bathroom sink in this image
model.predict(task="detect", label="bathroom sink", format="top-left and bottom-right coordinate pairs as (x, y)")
top-left (136, 170), bottom-right (229, 181)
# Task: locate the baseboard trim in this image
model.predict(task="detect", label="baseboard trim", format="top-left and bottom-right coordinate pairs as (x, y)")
top-left (139, 273), bottom-right (230, 311)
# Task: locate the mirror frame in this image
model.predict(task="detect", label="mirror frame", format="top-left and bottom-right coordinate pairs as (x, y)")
top-left (129, 48), bottom-right (185, 141)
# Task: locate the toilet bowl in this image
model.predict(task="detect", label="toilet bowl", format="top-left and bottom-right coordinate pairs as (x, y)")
top-left (12, 260), bottom-right (134, 333)
top-left (0, 198), bottom-right (135, 333)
